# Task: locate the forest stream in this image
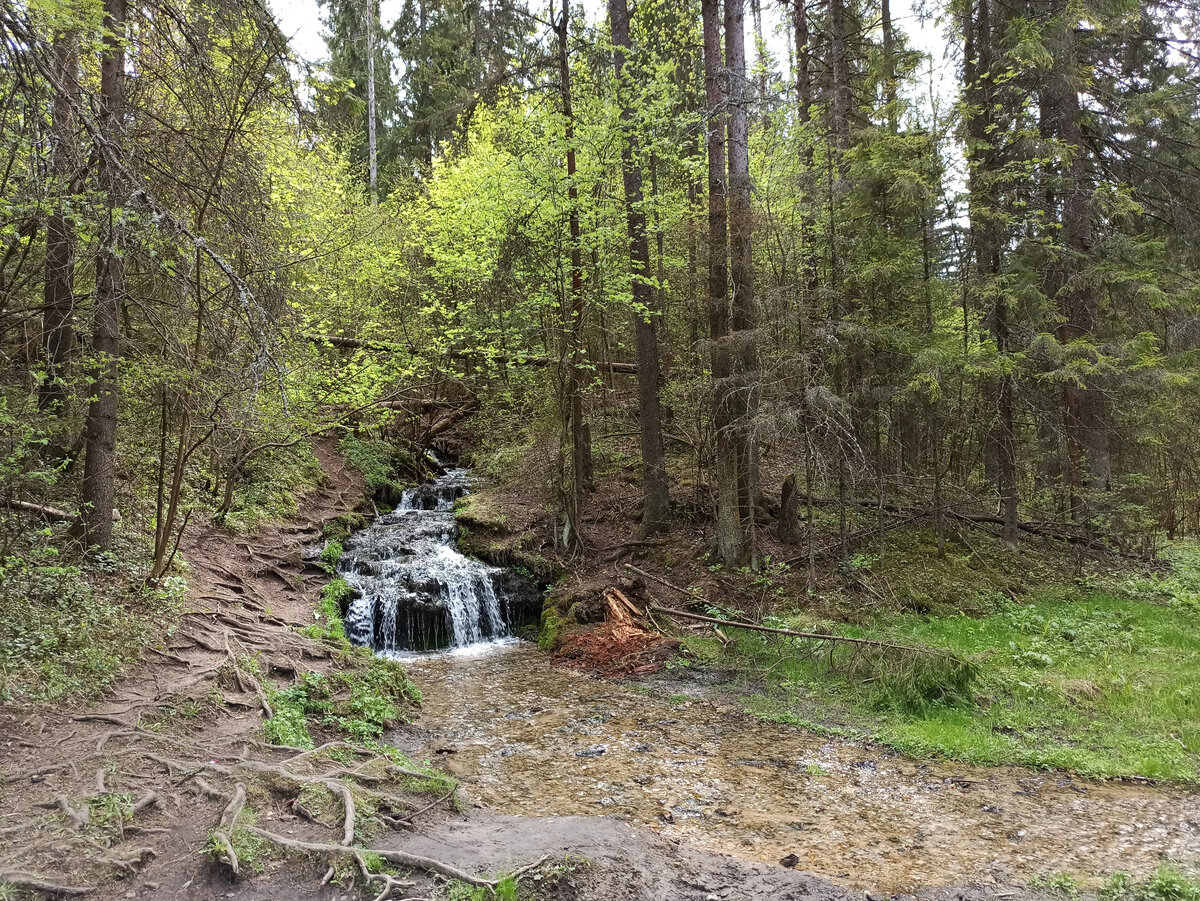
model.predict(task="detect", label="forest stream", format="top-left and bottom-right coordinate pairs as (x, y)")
top-left (342, 466), bottom-right (1200, 894)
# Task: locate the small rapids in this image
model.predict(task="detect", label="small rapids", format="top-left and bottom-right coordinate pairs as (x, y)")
top-left (339, 466), bottom-right (537, 653)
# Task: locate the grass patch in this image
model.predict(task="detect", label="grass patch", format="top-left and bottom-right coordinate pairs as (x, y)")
top-left (698, 541), bottom-right (1200, 781)
top-left (1101, 866), bottom-right (1200, 901)
top-left (263, 656), bottom-right (422, 748)
top-left (302, 577), bottom-right (354, 647)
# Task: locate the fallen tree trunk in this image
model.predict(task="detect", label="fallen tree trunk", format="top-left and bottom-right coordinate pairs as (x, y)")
top-left (0, 499), bottom-right (74, 521)
top-left (647, 603), bottom-right (959, 658)
top-left (306, 334), bottom-right (639, 375)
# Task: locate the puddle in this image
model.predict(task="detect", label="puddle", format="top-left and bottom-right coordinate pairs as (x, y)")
top-left (404, 643), bottom-right (1199, 891)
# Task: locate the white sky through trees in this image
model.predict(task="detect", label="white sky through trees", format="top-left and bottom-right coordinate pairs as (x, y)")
top-left (270, 0), bottom-right (957, 122)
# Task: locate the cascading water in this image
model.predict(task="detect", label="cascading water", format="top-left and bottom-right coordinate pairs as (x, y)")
top-left (338, 464), bottom-right (537, 653)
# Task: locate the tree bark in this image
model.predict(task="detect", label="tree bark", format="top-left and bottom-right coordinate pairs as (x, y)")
top-left (608, 0), bottom-right (671, 534)
top-left (702, 0), bottom-right (742, 566)
top-left (779, 473), bottom-right (800, 544)
top-left (75, 0), bottom-right (127, 551)
top-left (963, 0), bottom-right (1018, 548)
top-left (725, 0), bottom-right (760, 561)
top-left (1041, 14), bottom-right (1108, 524)
top-left (39, 30), bottom-right (80, 414)
top-left (829, 0), bottom-right (851, 151)
top-left (555, 0), bottom-right (590, 548)
top-left (881, 0), bottom-right (896, 132)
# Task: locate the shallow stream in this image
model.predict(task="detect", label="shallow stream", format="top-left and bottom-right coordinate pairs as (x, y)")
top-left (403, 645), bottom-right (1198, 891)
top-left (342, 465), bottom-right (1200, 892)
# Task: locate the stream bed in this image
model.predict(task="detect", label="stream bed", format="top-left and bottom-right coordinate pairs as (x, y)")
top-left (402, 643), bottom-right (1199, 892)
top-left (341, 465), bottom-right (1199, 892)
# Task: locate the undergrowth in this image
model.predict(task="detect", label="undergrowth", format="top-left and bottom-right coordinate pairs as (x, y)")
top-left (338, 434), bottom-right (417, 502)
top-left (262, 656), bottom-right (422, 748)
top-left (223, 443), bottom-right (324, 533)
top-left (301, 577), bottom-right (354, 647)
top-left (691, 537), bottom-right (1200, 780)
top-left (0, 532), bottom-right (186, 704)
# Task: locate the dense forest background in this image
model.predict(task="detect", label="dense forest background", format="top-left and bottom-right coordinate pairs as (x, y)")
top-left (1, 0), bottom-right (1200, 675)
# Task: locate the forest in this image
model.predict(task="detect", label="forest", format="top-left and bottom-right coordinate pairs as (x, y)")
top-left (1, 0), bottom-right (1200, 897)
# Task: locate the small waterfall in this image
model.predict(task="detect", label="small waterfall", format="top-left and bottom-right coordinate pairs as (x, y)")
top-left (339, 467), bottom-right (536, 653)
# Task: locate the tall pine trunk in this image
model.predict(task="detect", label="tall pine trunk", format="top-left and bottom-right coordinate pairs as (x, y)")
top-left (963, 0), bottom-right (1018, 548)
top-left (556, 0), bottom-right (590, 550)
top-left (609, 0), bottom-right (671, 534)
top-left (725, 0), bottom-right (760, 560)
top-left (1041, 16), bottom-right (1108, 524)
top-left (702, 0), bottom-right (742, 565)
top-left (76, 0), bottom-right (127, 550)
top-left (39, 31), bottom-right (80, 415)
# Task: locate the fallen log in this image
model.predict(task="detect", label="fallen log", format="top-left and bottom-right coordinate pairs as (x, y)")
top-left (647, 604), bottom-right (960, 658)
top-left (307, 334), bottom-right (640, 374)
top-left (0, 499), bottom-right (74, 521)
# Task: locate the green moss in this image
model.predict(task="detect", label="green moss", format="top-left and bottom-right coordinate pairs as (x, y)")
top-left (323, 512), bottom-right (367, 543)
top-left (538, 609), bottom-right (565, 651)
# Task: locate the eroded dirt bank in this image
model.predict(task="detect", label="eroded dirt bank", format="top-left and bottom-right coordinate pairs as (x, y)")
top-left (400, 644), bottom-right (1199, 893)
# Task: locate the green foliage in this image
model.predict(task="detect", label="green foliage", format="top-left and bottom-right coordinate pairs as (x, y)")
top-left (223, 444), bottom-right (325, 534)
top-left (1103, 868), bottom-right (1200, 901)
top-left (339, 435), bottom-right (404, 495)
top-left (263, 656), bottom-right (420, 748)
top-left (444, 875), bottom-right (519, 901)
top-left (0, 544), bottom-right (179, 703)
top-left (1031, 873), bottom-right (1081, 898)
top-left (319, 539), bottom-right (344, 571)
top-left (302, 577), bottom-right (354, 647)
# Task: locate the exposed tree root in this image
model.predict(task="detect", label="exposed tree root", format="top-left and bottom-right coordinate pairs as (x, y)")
top-left (0, 869), bottom-right (93, 895)
top-left (35, 795), bottom-right (88, 829)
top-left (240, 825), bottom-right (494, 887)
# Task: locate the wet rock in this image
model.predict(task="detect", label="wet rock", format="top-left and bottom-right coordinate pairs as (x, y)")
top-left (576, 746), bottom-right (606, 758)
top-left (780, 853), bottom-right (800, 868)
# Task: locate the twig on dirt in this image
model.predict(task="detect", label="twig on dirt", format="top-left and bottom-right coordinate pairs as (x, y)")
top-left (405, 786), bottom-right (456, 824)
